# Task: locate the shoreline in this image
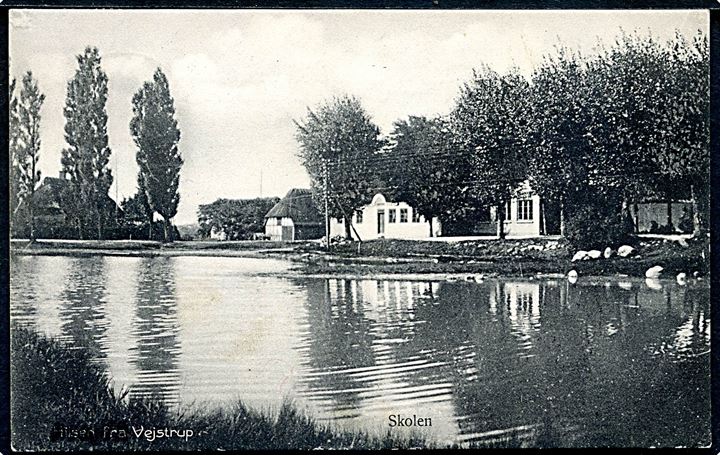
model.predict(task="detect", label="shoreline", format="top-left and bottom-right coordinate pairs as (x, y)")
top-left (10, 236), bottom-right (709, 279)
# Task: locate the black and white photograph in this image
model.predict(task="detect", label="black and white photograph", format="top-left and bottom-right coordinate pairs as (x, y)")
top-left (7, 7), bottom-right (712, 450)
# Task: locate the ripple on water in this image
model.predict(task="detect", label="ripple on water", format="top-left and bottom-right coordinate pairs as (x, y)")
top-left (9, 257), bottom-right (712, 447)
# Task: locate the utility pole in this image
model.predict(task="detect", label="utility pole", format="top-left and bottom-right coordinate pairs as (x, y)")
top-left (115, 152), bottom-right (119, 220)
top-left (260, 169), bottom-right (263, 198)
top-left (324, 158), bottom-right (330, 251)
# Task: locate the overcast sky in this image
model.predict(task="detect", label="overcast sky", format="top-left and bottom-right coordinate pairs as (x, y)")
top-left (10, 9), bottom-right (707, 225)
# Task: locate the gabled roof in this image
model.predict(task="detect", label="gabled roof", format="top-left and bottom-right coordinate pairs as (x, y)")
top-left (264, 188), bottom-right (322, 224)
top-left (32, 177), bottom-right (69, 208)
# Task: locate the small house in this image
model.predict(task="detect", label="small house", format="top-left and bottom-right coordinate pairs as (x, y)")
top-left (13, 173), bottom-right (122, 239)
top-left (264, 188), bottom-right (323, 241)
top-left (329, 193), bottom-right (442, 241)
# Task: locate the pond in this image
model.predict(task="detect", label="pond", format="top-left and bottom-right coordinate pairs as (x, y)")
top-left (10, 254), bottom-right (711, 447)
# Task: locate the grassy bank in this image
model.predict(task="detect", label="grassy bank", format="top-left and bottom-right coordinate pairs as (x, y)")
top-left (11, 326), bottom-right (452, 450)
top-left (292, 236), bottom-right (710, 278)
top-left (11, 235), bottom-right (710, 278)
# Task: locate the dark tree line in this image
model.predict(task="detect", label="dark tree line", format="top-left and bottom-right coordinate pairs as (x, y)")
top-left (197, 198), bottom-right (280, 240)
top-left (295, 30), bottom-right (709, 246)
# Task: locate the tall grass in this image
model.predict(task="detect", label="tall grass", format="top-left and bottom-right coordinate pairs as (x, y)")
top-left (11, 326), bottom-right (436, 451)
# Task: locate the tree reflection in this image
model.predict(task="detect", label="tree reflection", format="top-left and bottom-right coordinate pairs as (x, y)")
top-left (297, 276), bottom-right (710, 447)
top-left (10, 256), bottom-right (40, 329)
top-left (58, 256), bottom-right (109, 366)
top-left (296, 279), bottom-right (376, 417)
top-left (129, 257), bottom-right (181, 406)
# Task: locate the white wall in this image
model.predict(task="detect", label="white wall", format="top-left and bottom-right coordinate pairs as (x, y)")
top-left (504, 193), bottom-right (542, 237)
top-left (264, 217), bottom-right (294, 241)
top-left (330, 194), bottom-right (441, 240)
top-left (488, 181), bottom-right (543, 237)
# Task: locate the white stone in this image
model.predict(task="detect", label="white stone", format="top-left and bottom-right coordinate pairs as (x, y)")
top-left (587, 250), bottom-right (602, 259)
top-left (617, 245), bottom-right (635, 257)
top-left (645, 265), bottom-right (664, 278)
top-left (603, 247), bottom-right (615, 259)
top-left (567, 270), bottom-right (578, 284)
top-left (572, 251), bottom-right (588, 262)
top-left (676, 273), bottom-right (687, 285)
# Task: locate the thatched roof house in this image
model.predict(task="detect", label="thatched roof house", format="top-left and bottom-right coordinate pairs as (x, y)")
top-left (264, 188), bottom-right (323, 241)
top-left (13, 174), bottom-right (122, 239)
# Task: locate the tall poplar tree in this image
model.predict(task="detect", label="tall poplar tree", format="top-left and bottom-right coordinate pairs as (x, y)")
top-left (130, 68), bottom-right (183, 243)
top-left (12, 72), bottom-right (45, 240)
top-left (61, 46), bottom-right (113, 240)
top-left (9, 78), bottom-right (20, 225)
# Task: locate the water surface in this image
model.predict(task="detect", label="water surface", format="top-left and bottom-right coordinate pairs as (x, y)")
top-left (10, 255), bottom-right (711, 447)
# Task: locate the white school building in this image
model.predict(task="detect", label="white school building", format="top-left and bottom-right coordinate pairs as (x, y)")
top-left (329, 193), bottom-right (442, 241)
top-left (330, 181), bottom-right (544, 241)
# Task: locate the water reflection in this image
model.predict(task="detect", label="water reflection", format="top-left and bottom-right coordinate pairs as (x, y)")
top-left (9, 255), bottom-right (711, 447)
top-left (58, 257), bottom-right (109, 366)
top-left (296, 278), bottom-right (710, 447)
top-left (129, 257), bottom-right (181, 405)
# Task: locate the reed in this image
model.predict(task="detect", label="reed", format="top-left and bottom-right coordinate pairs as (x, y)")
top-left (11, 326), bottom-right (437, 451)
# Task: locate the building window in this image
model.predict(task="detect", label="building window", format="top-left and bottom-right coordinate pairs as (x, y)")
top-left (355, 210), bottom-right (363, 224)
top-left (517, 200), bottom-right (533, 221)
top-left (412, 210), bottom-right (421, 223)
top-left (400, 208), bottom-right (408, 223)
top-left (276, 217), bottom-right (282, 225)
top-left (389, 209), bottom-right (397, 223)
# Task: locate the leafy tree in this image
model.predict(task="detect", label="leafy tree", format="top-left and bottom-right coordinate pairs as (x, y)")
top-left (197, 198), bottom-right (280, 240)
top-left (527, 48), bottom-right (594, 235)
top-left (130, 68), bottom-right (184, 243)
top-left (652, 31), bottom-right (709, 235)
top-left (450, 66), bottom-right (532, 239)
top-left (11, 72), bottom-right (46, 240)
top-left (120, 192), bottom-right (152, 239)
top-left (584, 33), bottom-right (672, 221)
top-left (61, 46), bottom-right (113, 240)
top-left (295, 95), bottom-right (383, 239)
top-left (383, 116), bottom-right (472, 236)
top-left (579, 31), bottom-right (709, 236)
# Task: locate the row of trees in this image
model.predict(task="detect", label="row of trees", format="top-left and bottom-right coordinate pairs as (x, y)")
top-left (10, 47), bottom-right (184, 242)
top-left (295, 30), bottom-right (709, 246)
top-left (197, 197), bottom-right (280, 240)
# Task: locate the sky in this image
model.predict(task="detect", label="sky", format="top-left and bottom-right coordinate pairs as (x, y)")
top-left (9, 9), bottom-right (707, 225)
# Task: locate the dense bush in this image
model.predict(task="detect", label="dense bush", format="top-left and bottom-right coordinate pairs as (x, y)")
top-left (564, 205), bottom-right (633, 251)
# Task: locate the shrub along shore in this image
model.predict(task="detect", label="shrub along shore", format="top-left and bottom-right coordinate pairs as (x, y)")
top-left (12, 326), bottom-right (443, 451)
top-left (11, 235), bottom-right (710, 279)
